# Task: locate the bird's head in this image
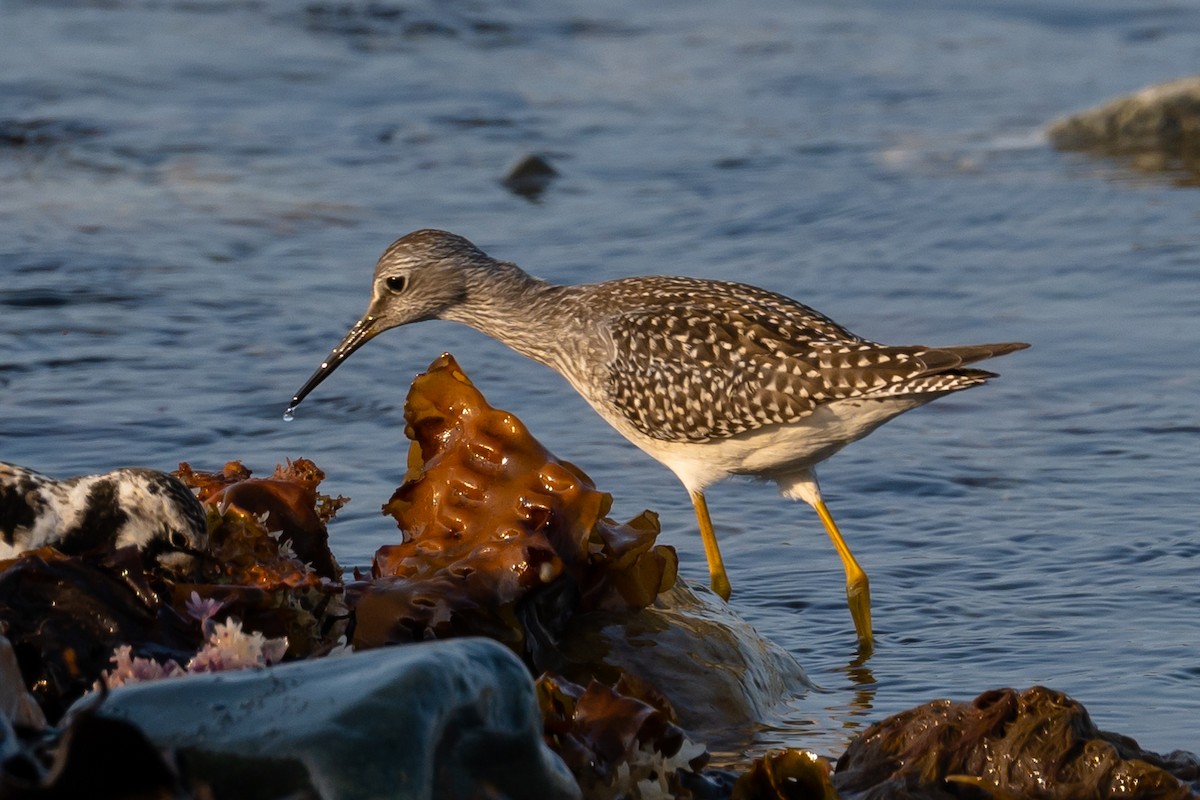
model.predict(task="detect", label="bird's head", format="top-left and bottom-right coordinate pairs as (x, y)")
top-left (287, 229), bottom-right (494, 413)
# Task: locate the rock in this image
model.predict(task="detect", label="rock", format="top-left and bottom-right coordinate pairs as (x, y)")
top-left (556, 582), bottom-right (812, 753)
top-left (89, 638), bottom-right (581, 800)
top-left (4, 633), bottom-right (189, 797)
top-left (1048, 77), bottom-right (1200, 180)
top-left (2, 706), bottom-right (189, 799)
top-left (0, 635), bottom-right (45, 733)
top-left (2, 633), bottom-right (44, 773)
top-left (833, 686), bottom-right (1200, 800)
top-left (502, 154), bottom-right (559, 201)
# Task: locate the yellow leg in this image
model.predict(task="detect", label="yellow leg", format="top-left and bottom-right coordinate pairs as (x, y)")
top-left (813, 498), bottom-right (873, 649)
top-left (689, 490), bottom-right (732, 601)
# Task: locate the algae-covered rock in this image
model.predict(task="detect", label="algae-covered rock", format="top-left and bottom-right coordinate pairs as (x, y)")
top-left (0, 457), bottom-right (350, 724)
top-left (833, 686), bottom-right (1200, 800)
top-left (174, 458), bottom-right (348, 658)
top-left (90, 638), bottom-right (581, 800)
top-left (1048, 77), bottom-right (1200, 182)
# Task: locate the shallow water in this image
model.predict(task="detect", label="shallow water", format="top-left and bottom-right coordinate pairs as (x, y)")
top-left (3, 0), bottom-right (1199, 759)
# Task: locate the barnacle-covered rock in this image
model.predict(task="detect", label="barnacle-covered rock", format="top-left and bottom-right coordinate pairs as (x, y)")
top-left (351, 353), bottom-right (677, 656)
top-left (833, 686), bottom-right (1200, 800)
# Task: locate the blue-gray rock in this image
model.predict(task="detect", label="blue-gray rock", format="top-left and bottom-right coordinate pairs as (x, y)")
top-left (88, 638), bottom-right (581, 800)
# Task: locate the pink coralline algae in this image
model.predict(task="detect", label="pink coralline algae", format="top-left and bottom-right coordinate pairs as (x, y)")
top-left (102, 591), bottom-right (288, 688)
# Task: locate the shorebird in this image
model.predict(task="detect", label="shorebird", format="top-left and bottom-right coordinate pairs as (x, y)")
top-left (0, 463), bottom-right (209, 570)
top-left (287, 229), bottom-right (1027, 648)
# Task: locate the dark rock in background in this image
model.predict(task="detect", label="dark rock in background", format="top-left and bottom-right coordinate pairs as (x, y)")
top-left (503, 154), bottom-right (560, 201)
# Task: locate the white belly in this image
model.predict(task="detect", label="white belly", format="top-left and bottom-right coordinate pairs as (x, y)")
top-left (595, 396), bottom-right (931, 492)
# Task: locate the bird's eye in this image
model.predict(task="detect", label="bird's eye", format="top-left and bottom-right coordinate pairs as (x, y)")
top-left (385, 275), bottom-right (408, 293)
top-left (170, 530), bottom-right (189, 549)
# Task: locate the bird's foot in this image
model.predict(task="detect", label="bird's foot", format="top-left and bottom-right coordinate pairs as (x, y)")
top-left (846, 577), bottom-right (873, 652)
top-left (710, 571), bottom-right (732, 602)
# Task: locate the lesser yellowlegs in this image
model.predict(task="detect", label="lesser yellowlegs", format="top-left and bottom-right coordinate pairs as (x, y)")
top-left (287, 229), bottom-right (1028, 648)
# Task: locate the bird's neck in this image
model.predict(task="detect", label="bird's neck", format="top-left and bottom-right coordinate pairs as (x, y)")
top-left (441, 261), bottom-right (576, 369)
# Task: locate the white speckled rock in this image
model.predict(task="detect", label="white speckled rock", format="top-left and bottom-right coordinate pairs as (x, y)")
top-left (88, 638), bottom-right (581, 800)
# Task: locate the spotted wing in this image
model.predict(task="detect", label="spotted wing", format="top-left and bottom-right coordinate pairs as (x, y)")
top-left (598, 279), bottom-right (1017, 443)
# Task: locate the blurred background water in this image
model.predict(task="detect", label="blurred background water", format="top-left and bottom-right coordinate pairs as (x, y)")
top-left (2, 0), bottom-right (1198, 759)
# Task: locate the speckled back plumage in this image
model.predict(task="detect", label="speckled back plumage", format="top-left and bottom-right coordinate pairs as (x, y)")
top-left (550, 276), bottom-right (1023, 444)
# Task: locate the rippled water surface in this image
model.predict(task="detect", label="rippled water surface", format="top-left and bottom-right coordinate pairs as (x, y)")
top-left (3, 0), bottom-right (1199, 758)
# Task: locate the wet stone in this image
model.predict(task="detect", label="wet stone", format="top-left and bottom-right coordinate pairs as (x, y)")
top-left (556, 582), bottom-right (812, 754)
top-left (89, 638), bottom-right (582, 800)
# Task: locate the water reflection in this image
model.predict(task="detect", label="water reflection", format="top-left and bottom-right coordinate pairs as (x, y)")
top-left (838, 649), bottom-right (878, 730)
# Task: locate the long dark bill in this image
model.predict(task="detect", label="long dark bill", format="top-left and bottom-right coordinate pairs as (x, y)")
top-left (287, 314), bottom-right (380, 412)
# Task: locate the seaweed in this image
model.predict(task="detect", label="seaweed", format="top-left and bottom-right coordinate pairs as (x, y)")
top-left (350, 353), bottom-right (677, 664)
